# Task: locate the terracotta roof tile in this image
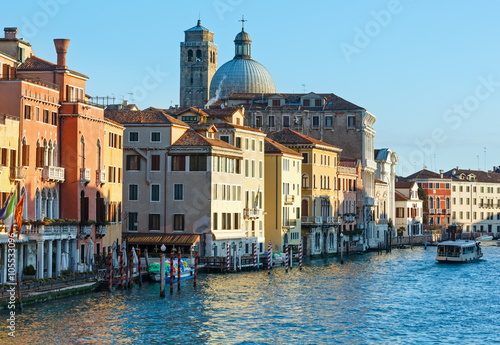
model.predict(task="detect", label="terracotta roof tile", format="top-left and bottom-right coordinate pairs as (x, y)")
top-left (395, 181), bottom-right (416, 189)
top-left (395, 191), bottom-right (410, 202)
top-left (443, 169), bottom-right (500, 184)
top-left (104, 108), bottom-right (188, 126)
top-left (267, 128), bottom-right (341, 150)
top-left (406, 169), bottom-right (446, 180)
top-left (213, 122), bottom-right (264, 134)
top-left (172, 129), bottom-right (241, 151)
top-left (18, 56), bottom-right (89, 78)
top-left (264, 137), bottom-right (302, 157)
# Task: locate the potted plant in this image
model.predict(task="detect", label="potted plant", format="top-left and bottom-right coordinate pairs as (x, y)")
top-left (23, 264), bottom-right (36, 280)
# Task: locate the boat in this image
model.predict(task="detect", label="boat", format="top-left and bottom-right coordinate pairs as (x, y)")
top-left (436, 240), bottom-right (482, 263)
top-left (496, 239), bottom-right (500, 247)
top-left (477, 235), bottom-right (493, 241)
top-left (148, 258), bottom-right (194, 282)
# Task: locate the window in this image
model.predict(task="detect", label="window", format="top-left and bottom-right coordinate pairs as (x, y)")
top-left (251, 139), bottom-right (256, 151)
top-left (255, 116), bottom-right (262, 128)
top-left (272, 99), bottom-right (280, 107)
top-left (174, 184), bottom-right (183, 200)
top-left (302, 152), bottom-right (309, 163)
top-left (235, 137), bottom-right (241, 148)
top-left (325, 116), bottom-right (332, 127)
top-left (302, 174), bottom-right (309, 188)
top-left (126, 155), bottom-right (140, 170)
top-left (245, 159), bottom-right (249, 178)
top-left (251, 160), bottom-right (255, 178)
top-left (220, 135), bottom-right (230, 143)
top-left (173, 214), bottom-right (184, 231)
top-left (151, 155), bottom-right (160, 171)
top-left (259, 161), bottom-right (263, 179)
top-left (429, 183), bottom-right (433, 189)
top-left (259, 140), bottom-right (263, 152)
top-left (171, 156), bottom-right (186, 171)
top-left (245, 138), bottom-right (249, 150)
top-left (151, 184), bottom-right (160, 202)
top-left (151, 132), bottom-right (160, 142)
top-left (312, 116), bottom-right (319, 128)
top-left (213, 213), bottom-right (218, 230)
top-left (129, 132), bottom-right (138, 142)
top-left (128, 213), bottom-right (138, 231)
top-left (35, 107), bottom-right (40, 121)
top-left (347, 115), bottom-right (355, 128)
top-left (189, 155), bottom-right (207, 171)
top-left (294, 116), bottom-right (302, 126)
top-left (315, 99), bottom-right (322, 106)
top-left (129, 184), bottom-right (138, 201)
top-left (283, 116), bottom-right (290, 127)
top-left (43, 109), bottom-right (49, 123)
top-left (303, 99), bottom-right (310, 106)
top-left (24, 105), bottom-right (31, 120)
top-left (149, 214), bottom-right (160, 230)
top-left (268, 115), bottom-right (275, 128)
top-left (446, 183), bottom-right (450, 189)
top-left (1, 148), bottom-right (7, 166)
top-left (182, 116), bottom-right (198, 122)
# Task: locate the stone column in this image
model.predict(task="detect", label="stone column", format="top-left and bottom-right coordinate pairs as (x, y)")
top-left (55, 240), bottom-right (61, 277)
top-left (71, 240), bottom-right (77, 272)
top-left (37, 240), bottom-right (44, 279)
top-left (63, 240), bottom-right (69, 271)
top-left (2, 244), bottom-right (7, 284)
top-left (47, 240), bottom-right (53, 278)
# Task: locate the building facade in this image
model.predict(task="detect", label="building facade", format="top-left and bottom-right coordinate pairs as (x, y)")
top-left (395, 181), bottom-right (423, 236)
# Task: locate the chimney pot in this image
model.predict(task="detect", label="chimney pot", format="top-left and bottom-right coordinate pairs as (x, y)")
top-left (4, 27), bottom-right (17, 39)
top-left (53, 38), bottom-right (70, 69)
top-left (439, 169), bottom-right (444, 178)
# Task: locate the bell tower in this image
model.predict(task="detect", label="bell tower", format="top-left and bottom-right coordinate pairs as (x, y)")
top-left (180, 20), bottom-right (217, 108)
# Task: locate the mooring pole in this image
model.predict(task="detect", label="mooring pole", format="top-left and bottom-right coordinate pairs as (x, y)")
top-left (159, 253), bottom-right (165, 298)
top-left (194, 250), bottom-right (198, 289)
top-left (177, 251), bottom-right (181, 291)
top-left (170, 252), bottom-right (174, 294)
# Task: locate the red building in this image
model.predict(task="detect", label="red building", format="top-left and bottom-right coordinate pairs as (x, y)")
top-left (405, 169), bottom-right (452, 230)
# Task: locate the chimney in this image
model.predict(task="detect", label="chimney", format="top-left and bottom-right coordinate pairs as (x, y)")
top-left (4, 27), bottom-right (17, 39)
top-left (440, 169), bottom-right (444, 179)
top-left (53, 38), bottom-right (70, 69)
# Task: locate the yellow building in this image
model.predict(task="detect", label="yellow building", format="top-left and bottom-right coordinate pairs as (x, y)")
top-left (0, 113), bottom-right (19, 210)
top-left (268, 129), bottom-right (342, 256)
top-left (99, 119), bottom-right (125, 252)
top-left (264, 137), bottom-right (302, 253)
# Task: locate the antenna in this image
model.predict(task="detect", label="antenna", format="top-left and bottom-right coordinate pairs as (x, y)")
top-left (301, 84), bottom-right (306, 93)
top-left (128, 92), bottom-right (134, 103)
top-left (477, 155), bottom-right (480, 170)
top-left (484, 147), bottom-right (487, 171)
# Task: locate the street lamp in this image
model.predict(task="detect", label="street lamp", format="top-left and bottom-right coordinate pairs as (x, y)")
top-left (160, 244), bottom-right (166, 253)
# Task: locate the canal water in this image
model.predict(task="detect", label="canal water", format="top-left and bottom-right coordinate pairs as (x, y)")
top-left (2, 242), bottom-right (500, 344)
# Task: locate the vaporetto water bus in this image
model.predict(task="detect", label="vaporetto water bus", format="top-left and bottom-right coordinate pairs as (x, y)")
top-left (436, 240), bottom-right (483, 263)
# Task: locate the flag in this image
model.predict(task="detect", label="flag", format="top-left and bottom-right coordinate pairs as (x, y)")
top-left (4, 190), bottom-right (16, 235)
top-left (0, 192), bottom-right (12, 220)
top-left (15, 192), bottom-right (25, 239)
top-left (254, 188), bottom-right (260, 209)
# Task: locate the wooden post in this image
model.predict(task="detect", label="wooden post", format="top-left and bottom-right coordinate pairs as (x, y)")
top-left (137, 249), bottom-right (142, 286)
top-left (238, 248), bottom-right (241, 272)
top-left (253, 242), bottom-right (257, 270)
top-left (159, 254), bottom-right (165, 297)
top-left (289, 245), bottom-right (292, 270)
top-left (119, 250), bottom-right (124, 290)
top-left (108, 250), bottom-right (112, 292)
top-left (299, 241), bottom-right (303, 271)
top-left (226, 242), bottom-right (230, 272)
top-left (267, 241), bottom-right (272, 274)
top-left (285, 243), bottom-right (289, 273)
top-left (177, 251), bottom-right (181, 291)
top-left (170, 252), bottom-right (174, 294)
top-left (16, 273), bottom-right (22, 312)
top-left (129, 248), bottom-right (134, 288)
top-left (194, 250), bottom-right (198, 289)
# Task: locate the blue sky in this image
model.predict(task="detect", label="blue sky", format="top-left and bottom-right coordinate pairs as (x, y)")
top-left (1, 0), bottom-right (499, 176)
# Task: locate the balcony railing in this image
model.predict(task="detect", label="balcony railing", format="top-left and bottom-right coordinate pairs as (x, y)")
top-left (283, 219), bottom-right (297, 229)
top-left (323, 216), bottom-right (341, 225)
top-left (284, 195), bottom-right (295, 205)
top-left (429, 209), bottom-right (436, 214)
top-left (301, 216), bottom-right (323, 225)
top-left (96, 225), bottom-right (106, 237)
top-left (23, 224), bottom-right (78, 237)
top-left (80, 225), bottom-right (92, 237)
top-left (9, 166), bottom-right (25, 181)
top-left (42, 166), bottom-right (65, 182)
top-left (80, 168), bottom-right (91, 184)
top-left (96, 170), bottom-right (106, 184)
top-left (343, 214), bottom-right (356, 223)
top-left (243, 208), bottom-right (260, 219)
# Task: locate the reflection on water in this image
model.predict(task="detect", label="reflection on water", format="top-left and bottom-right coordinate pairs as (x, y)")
top-left (3, 243), bottom-right (500, 344)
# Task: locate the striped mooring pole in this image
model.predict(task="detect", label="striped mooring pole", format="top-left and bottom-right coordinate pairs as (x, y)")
top-left (253, 242), bottom-right (257, 270)
top-left (226, 242), bottom-right (230, 272)
top-left (177, 251), bottom-right (181, 291)
top-left (170, 252), bottom-right (174, 294)
top-left (159, 253), bottom-right (165, 297)
top-left (107, 250), bottom-right (112, 292)
top-left (194, 250), bottom-right (198, 289)
top-left (285, 243), bottom-right (289, 273)
top-left (267, 241), bottom-right (272, 274)
top-left (299, 241), bottom-right (303, 271)
top-left (129, 249), bottom-right (134, 288)
top-left (137, 249), bottom-right (142, 286)
top-left (119, 250), bottom-right (124, 289)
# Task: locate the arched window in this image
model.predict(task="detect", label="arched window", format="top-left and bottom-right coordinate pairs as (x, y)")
top-left (187, 49), bottom-right (193, 62)
top-left (321, 199), bottom-right (330, 217)
top-left (80, 190), bottom-right (89, 222)
top-left (35, 188), bottom-right (41, 220)
top-left (446, 197), bottom-right (450, 209)
top-left (52, 141), bottom-right (57, 166)
top-left (301, 199), bottom-right (309, 217)
top-left (21, 187), bottom-right (28, 220)
top-left (43, 139), bottom-right (48, 167)
top-left (41, 189), bottom-right (47, 220)
top-left (80, 136), bottom-right (85, 168)
top-left (313, 175), bottom-right (316, 189)
top-left (52, 189), bottom-right (59, 219)
top-left (436, 197), bottom-right (440, 210)
top-left (429, 197), bottom-right (434, 209)
top-left (196, 49), bottom-right (202, 61)
top-left (46, 190), bottom-right (52, 219)
top-left (327, 176), bottom-right (330, 189)
top-left (97, 140), bottom-right (102, 171)
top-left (302, 174), bottom-right (309, 188)
top-left (48, 140), bottom-right (53, 166)
top-left (36, 139), bottom-right (42, 168)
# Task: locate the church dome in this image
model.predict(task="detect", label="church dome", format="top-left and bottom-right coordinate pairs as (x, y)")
top-left (209, 29), bottom-right (275, 99)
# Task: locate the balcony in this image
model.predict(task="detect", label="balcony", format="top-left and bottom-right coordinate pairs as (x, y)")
top-left (95, 225), bottom-right (106, 237)
top-left (323, 216), bottom-right (341, 225)
top-left (343, 214), bottom-right (356, 223)
top-left (435, 209), bottom-right (442, 215)
top-left (80, 168), bottom-right (91, 184)
top-left (96, 170), bottom-right (106, 184)
top-left (283, 219), bottom-right (297, 229)
top-left (243, 208), bottom-right (260, 219)
top-left (80, 225), bottom-right (92, 237)
top-left (42, 166), bottom-right (65, 182)
top-left (284, 195), bottom-right (295, 205)
top-left (301, 216), bottom-right (323, 225)
top-left (9, 167), bottom-right (25, 181)
top-left (23, 223), bottom-right (78, 238)
top-left (429, 209), bottom-right (436, 214)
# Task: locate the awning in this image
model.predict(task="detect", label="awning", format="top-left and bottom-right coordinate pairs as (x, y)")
top-left (122, 233), bottom-right (199, 246)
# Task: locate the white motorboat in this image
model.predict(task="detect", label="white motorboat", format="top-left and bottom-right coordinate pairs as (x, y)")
top-left (436, 240), bottom-right (482, 263)
top-left (477, 235), bottom-right (493, 241)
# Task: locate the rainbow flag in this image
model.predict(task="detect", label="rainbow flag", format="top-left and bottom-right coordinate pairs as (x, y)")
top-left (4, 190), bottom-right (16, 235)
